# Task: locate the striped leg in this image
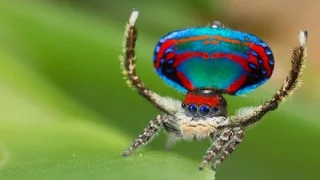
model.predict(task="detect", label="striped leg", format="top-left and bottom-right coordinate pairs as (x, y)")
top-left (122, 115), bottom-right (165, 157)
top-left (198, 128), bottom-right (233, 170)
top-left (211, 127), bottom-right (245, 170)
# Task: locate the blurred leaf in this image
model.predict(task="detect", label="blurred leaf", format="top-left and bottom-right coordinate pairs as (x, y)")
top-left (0, 152), bottom-right (215, 180)
top-left (0, 51), bottom-right (129, 166)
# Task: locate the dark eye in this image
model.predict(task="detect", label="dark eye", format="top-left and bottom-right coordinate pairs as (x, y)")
top-left (181, 103), bottom-right (186, 108)
top-left (199, 105), bottom-right (210, 116)
top-left (187, 104), bottom-right (198, 115)
top-left (212, 107), bottom-right (219, 112)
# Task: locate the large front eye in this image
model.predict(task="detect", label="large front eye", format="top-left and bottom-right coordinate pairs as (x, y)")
top-left (199, 105), bottom-right (210, 116)
top-left (187, 104), bottom-right (198, 115)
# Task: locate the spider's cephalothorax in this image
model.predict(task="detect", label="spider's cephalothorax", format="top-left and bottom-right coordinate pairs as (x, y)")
top-left (163, 89), bottom-right (230, 142)
top-left (120, 9), bottom-right (308, 171)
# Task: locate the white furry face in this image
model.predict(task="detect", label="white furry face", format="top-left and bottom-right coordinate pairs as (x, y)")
top-left (176, 113), bottom-right (229, 140)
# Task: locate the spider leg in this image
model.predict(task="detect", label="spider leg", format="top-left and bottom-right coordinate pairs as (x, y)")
top-left (198, 128), bottom-right (233, 170)
top-left (122, 115), bottom-right (166, 157)
top-left (120, 9), bottom-right (180, 115)
top-left (225, 30), bottom-right (308, 128)
top-left (211, 127), bottom-right (245, 170)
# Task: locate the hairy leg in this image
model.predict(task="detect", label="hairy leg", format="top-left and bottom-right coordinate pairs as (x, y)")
top-left (211, 127), bottom-right (245, 170)
top-left (198, 128), bottom-right (233, 170)
top-left (225, 31), bottom-right (308, 128)
top-left (120, 9), bottom-right (181, 115)
top-left (122, 115), bottom-right (165, 157)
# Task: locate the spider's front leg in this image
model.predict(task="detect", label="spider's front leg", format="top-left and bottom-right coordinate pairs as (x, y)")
top-left (120, 9), bottom-right (178, 115)
top-left (122, 115), bottom-right (166, 157)
top-left (226, 30), bottom-right (308, 128)
top-left (199, 127), bottom-right (245, 170)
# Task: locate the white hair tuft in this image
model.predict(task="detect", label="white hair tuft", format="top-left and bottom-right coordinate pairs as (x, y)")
top-left (299, 30), bottom-right (308, 46)
top-left (129, 9), bottom-right (139, 27)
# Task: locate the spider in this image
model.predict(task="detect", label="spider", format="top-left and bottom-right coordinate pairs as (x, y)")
top-left (120, 9), bottom-right (308, 171)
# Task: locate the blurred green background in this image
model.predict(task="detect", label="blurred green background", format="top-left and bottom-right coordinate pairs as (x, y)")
top-left (0, 0), bottom-right (319, 180)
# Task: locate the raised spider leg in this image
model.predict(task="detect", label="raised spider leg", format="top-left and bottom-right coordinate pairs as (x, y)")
top-left (122, 115), bottom-right (166, 157)
top-left (225, 31), bottom-right (308, 128)
top-left (198, 128), bottom-right (233, 170)
top-left (120, 9), bottom-right (179, 115)
top-left (211, 127), bottom-right (245, 170)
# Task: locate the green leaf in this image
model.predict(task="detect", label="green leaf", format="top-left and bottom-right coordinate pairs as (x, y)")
top-left (0, 152), bottom-right (215, 180)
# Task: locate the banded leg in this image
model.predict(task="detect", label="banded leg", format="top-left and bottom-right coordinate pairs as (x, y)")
top-left (225, 31), bottom-right (308, 128)
top-left (122, 115), bottom-right (165, 157)
top-left (120, 9), bottom-right (180, 115)
top-left (211, 127), bottom-right (245, 170)
top-left (198, 128), bottom-right (233, 170)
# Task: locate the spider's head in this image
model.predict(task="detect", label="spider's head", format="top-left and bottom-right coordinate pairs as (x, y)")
top-left (181, 89), bottom-right (227, 119)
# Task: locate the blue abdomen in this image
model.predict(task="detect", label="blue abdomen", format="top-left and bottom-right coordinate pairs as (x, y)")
top-left (153, 26), bottom-right (274, 95)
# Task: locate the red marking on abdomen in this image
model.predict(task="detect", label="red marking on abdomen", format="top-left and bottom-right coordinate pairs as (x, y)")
top-left (249, 43), bottom-right (272, 76)
top-left (227, 74), bottom-right (247, 93)
top-left (212, 36), bottom-right (242, 44)
top-left (176, 35), bottom-right (242, 45)
top-left (211, 53), bottom-right (251, 72)
top-left (173, 52), bottom-right (210, 68)
top-left (155, 39), bottom-right (177, 69)
top-left (172, 52), bottom-right (252, 73)
top-left (177, 35), bottom-right (210, 43)
top-left (248, 53), bottom-right (259, 68)
top-left (183, 93), bottom-right (221, 108)
top-left (166, 51), bottom-right (175, 60)
top-left (176, 71), bottom-right (194, 91)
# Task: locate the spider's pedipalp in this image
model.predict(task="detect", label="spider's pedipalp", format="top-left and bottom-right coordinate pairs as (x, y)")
top-left (198, 128), bottom-right (233, 170)
top-left (122, 115), bottom-right (166, 157)
top-left (120, 9), bottom-right (181, 115)
top-left (224, 30), bottom-right (308, 128)
top-left (211, 127), bottom-right (244, 170)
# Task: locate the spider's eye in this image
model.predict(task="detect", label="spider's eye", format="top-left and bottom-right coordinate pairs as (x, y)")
top-left (199, 105), bottom-right (210, 116)
top-left (181, 103), bottom-right (186, 108)
top-left (187, 104), bottom-right (198, 115)
top-left (212, 107), bottom-right (219, 112)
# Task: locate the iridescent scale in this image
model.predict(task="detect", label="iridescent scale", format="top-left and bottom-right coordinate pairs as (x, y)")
top-left (153, 26), bottom-right (275, 95)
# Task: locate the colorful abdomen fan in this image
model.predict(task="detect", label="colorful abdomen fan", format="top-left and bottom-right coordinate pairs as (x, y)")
top-left (153, 26), bottom-right (275, 95)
